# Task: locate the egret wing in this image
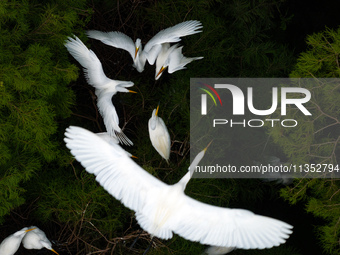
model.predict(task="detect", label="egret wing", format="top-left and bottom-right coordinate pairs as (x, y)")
top-left (173, 195), bottom-right (293, 249)
top-left (87, 30), bottom-right (136, 60)
top-left (64, 126), bottom-right (167, 212)
top-left (156, 119), bottom-right (171, 160)
top-left (96, 93), bottom-right (133, 146)
top-left (144, 20), bottom-right (202, 53)
top-left (65, 36), bottom-right (111, 89)
top-left (144, 20), bottom-right (202, 64)
top-left (168, 46), bottom-right (203, 73)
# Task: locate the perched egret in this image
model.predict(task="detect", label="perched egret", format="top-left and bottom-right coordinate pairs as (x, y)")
top-left (204, 246), bottom-right (235, 255)
top-left (254, 156), bottom-right (293, 185)
top-left (22, 226), bottom-right (59, 254)
top-left (64, 36), bottom-right (135, 146)
top-left (148, 105), bottom-right (171, 162)
top-left (64, 126), bottom-right (293, 251)
top-left (155, 43), bottom-right (203, 80)
top-left (87, 20), bottom-right (203, 72)
top-left (0, 227), bottom-right (35, 255)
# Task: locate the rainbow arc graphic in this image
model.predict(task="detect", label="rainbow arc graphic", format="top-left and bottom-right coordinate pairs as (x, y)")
top-left (199, 83), bottom-right (222, 115)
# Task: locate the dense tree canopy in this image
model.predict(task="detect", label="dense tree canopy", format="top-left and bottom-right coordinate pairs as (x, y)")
top-left (0, 0), bottom-right (339, 254)
top-left (269, 27), bottom-right (340, 254)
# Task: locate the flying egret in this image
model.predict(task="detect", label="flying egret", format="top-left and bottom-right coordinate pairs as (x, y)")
top-left (64, 126), bottom-right (293, 251)
top-left (86, 20), bottom-right (203, 72)
top-left (96, 132), bottom-right (136, 158)
top-left (22, 226), bottom-right (59, 254)
top-left (148, 105), bottom-right (171, 162)
top-left (64, 36), bottom-right (135, 146)
top-left (0, 227), bottom-right (35, 255)
top-left (155, 43), bottom-right (203, 80)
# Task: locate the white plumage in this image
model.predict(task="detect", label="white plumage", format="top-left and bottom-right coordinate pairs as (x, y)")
top-left (0, 227), bottom-right (35, 255)
top-left (155, 43), bottom-right (203, 80)
top-left (64, 36), bottom-right (135, 146)
top-left (87, 20), bottom-right (203, 73)
top-left (64, 126), bottom-right (293, 250)
top-left (204, 246), bottom-right (235, 255)
top-left (148, 105), bottom-right (171, 161)
top-left (22, 226), bottom-right (59, 254)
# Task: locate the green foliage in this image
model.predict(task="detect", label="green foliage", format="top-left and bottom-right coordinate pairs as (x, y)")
top-left (291, 28), bottom-right (340, 78)
top-left (0, 0), bottom-right (301, 254)
top-left (140, 0), bottom-right (295, 78)
top-left (269, 28), bottom-right (340, 166)
top-left (270, 27), bottom-right (340, 254)
top-left (45, 0), bottom-right (297, 253)
top-left (35, 164), bottom-right (130, 253)
top-left (0, 0), bottom-right (90, 223)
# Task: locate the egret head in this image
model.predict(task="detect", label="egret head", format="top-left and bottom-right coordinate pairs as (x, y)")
top-left (135, 39), bottom-right (142, 59)
top-left (116, 81), bottom-right (137, 93)
top-left (188, 141), bottom-right (212, 178)
top-left (149, 105), bottom-right (159, 130)
top-left (13, 227), bottom-right (36, 237)
top-left (155, 66), bottom-right (167, 80)
top-left (41, 240), bottom-right (59, 255)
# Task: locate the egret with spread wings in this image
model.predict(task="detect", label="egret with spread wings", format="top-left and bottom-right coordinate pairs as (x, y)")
top-left (65, 36), bottom-right (135, 146)
top-left (64, 126), bottom-right (292, 250)
top-left (87, 20), bottom-right (203, 73)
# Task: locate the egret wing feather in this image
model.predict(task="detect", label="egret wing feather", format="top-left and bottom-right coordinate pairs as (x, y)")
top-left (173, 195), bottom-right (293, 249)
top-left (64, 126), bottom-right (167, 212)
top-left (154, 119), bottom-right (171, 160)
top-left (168, 46), bottom-right (203, 73)
top-left (144, 20), bottom-right (202, 53)
top-left (64, 36), bottom-right (111, 90)
top-left (96, 93), bottom-right (133, 146)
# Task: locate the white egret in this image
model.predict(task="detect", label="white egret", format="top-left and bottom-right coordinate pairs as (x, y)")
top-left (86, 30), bottom-right (146, 72)
top-left (64, 36), bottom-right (135, 146)
top-left (96, 132), bottom-right (135, 158)
top-left (204, 246), bottom-right (235, 255)
top-left (254, 156), bottom-right (293, 185)
top-left (148, 105), bottom-right (171, 162)
top-left (155, 43), bottom-right (203, 80)
top-left (64, 126), bottom-right (293, 251)
top-left (22, 226), bottom-right (59, 254)
top-left (86, 20), bottom-right (203, 72)
top-left (0, 227), bottom-right (35, 255)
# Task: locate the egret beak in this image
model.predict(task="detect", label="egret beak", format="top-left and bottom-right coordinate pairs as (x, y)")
top-left (135, 47), bottom-right (139, 58)
top-left (51, 248), bottom-right (59, 255)
top-left (131, 155), bottom-right (138, 159)
top-left (25, 228), bottom-right (36, 232)
top-left (155, 105), bottom-right (159, 117)
top-left (204, 140), bottom-right (213, 152)
top-left (156, 66), bottom-right (166, 79)
top-left (128, 90), bottom-right (137, 93)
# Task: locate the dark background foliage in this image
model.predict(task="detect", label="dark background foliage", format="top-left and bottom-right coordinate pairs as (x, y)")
top-left (1, 0), bottom-right (340, 254)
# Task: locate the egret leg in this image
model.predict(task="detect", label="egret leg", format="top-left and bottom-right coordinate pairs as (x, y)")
top-left (129, 230), bottom-right (141, 249)
top-left (142, 237), bottom-right (154, 255)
